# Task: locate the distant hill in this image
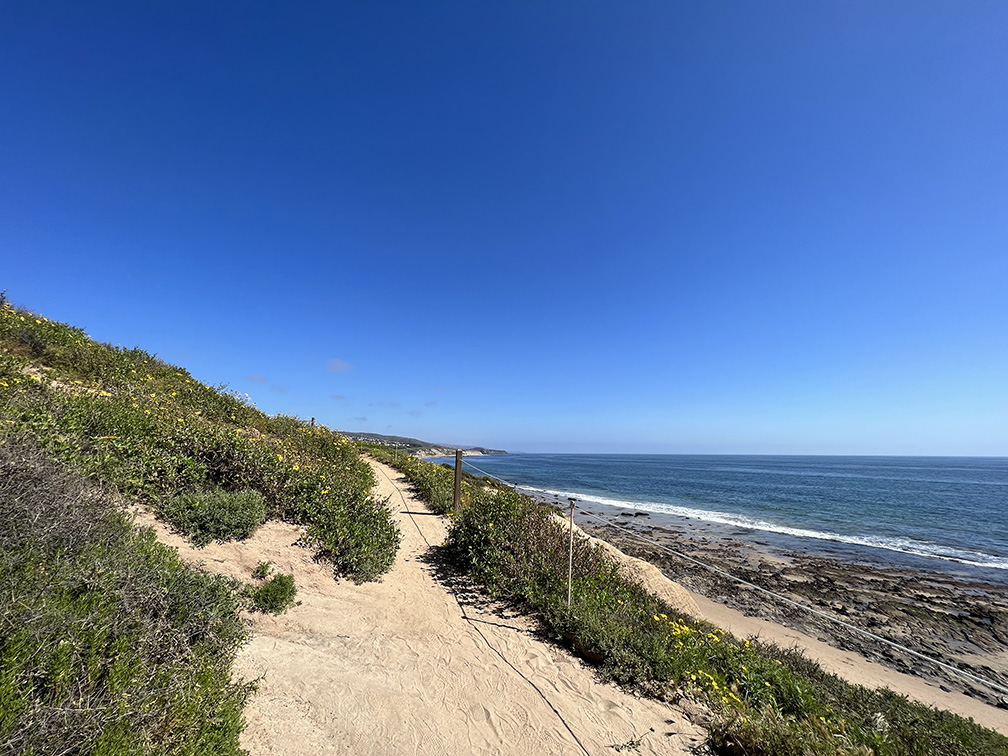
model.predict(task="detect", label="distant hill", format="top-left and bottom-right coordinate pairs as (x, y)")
top-left (342, 431), bottom-right (506, 456)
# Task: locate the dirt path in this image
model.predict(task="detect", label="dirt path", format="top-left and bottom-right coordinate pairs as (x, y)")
top-left (146, 459), bottom-right (703, 755)
top-left (134, 456), bottom-right (1008, 750)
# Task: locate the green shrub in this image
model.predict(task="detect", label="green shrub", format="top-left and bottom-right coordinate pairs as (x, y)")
top-left (0, 302), bottom-right (401, 584)
top-left (252, 561), bottom-right (273, 579)
top-left (159, 488), bottom-right (266, 547)
top-left (249, 573), bottom-right (297, 615)
top-left (0, 440), bottom-right (252, 755)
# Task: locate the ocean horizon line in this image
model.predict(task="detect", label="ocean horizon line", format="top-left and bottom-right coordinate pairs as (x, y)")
top-left (485, 451), bottom-right (1008, 460)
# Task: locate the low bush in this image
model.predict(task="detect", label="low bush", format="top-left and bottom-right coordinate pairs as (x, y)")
top-left (0, 440), bottom-right (253, 755)
top-left (252, 560), bottom-right (273, 579)
top-left (160, 488), bottom-right (266, 546)
top-left (249, 573), bottom-right (298, 615)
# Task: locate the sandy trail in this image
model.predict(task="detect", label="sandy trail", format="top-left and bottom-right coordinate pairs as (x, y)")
top-left (134, 454), bottom-right (1008, 750)
top-left (139, 459), bottom-right (703, 755)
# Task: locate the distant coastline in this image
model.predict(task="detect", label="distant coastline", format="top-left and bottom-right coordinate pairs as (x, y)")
top-left (340, 430), bottom-right (506, 458)
top-left (415, 446), bottom-right (505, 458)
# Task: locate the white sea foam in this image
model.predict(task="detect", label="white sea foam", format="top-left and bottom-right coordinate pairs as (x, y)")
top-left (521, 485), bottom-right (1008, 571)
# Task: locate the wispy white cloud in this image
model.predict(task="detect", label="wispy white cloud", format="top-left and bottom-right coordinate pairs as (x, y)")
top-left (425, 401), bottom-right (436, 407)
top-left (327, 358), bottom-right (354, 373)
top-left (330, 394), bottom-right (347, 401)
top-left (348, 416), bottom-right (367, 422)
top-left (270, 385), bottom-right (288, 394)
top-left (247, 375), bottom-right (269, 384)
top-left (369, 401), bottom-right (401, 408)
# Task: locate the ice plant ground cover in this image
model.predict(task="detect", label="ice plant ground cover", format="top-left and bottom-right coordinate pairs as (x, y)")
top-left (0, 299), bottom-right (401, 754)
top-left (367, 446), bottom-right (1008, 756)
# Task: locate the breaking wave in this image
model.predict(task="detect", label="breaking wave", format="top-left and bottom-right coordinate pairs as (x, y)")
top-left (521, 485), bottom-right (1008, 571)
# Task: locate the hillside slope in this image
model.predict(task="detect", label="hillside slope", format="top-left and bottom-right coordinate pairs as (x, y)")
top-left (0, 299), bottom-right (401, 755)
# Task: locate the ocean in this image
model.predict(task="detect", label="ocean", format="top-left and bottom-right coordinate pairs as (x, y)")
top-left (432, 454), bottom-right (1008, 583)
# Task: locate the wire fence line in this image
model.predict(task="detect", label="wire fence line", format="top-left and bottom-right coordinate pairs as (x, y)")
top-left (459, 457), bottom-right (1008, 699)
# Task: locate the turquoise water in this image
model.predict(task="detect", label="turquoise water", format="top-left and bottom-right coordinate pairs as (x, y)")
top-left (435, 454), bottom-right (1008, 581)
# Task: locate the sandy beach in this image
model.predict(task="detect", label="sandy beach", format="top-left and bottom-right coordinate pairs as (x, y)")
top-left (135, 459), bottom-right (1008, 752)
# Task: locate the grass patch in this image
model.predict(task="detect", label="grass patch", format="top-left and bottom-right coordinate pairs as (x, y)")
top-left (0, 440), bottom-right (253, 755)
top-left (375, 452), bottom-right (1008, 756)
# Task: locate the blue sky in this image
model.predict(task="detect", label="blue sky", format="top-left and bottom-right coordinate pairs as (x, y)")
top-left (3, 2), bottom-right (1006, 454)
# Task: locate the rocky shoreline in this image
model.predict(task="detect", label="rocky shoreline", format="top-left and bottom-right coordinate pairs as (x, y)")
top-left (568, 509), bottom-right (1008, 711)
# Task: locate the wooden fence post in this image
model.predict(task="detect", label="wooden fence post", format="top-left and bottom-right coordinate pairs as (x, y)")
top-left (453, 449), bottom-right (463, 514)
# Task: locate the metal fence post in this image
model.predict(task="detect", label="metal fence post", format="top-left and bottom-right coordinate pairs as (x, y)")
top-left (567, 498), bottom-right (575, 611)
